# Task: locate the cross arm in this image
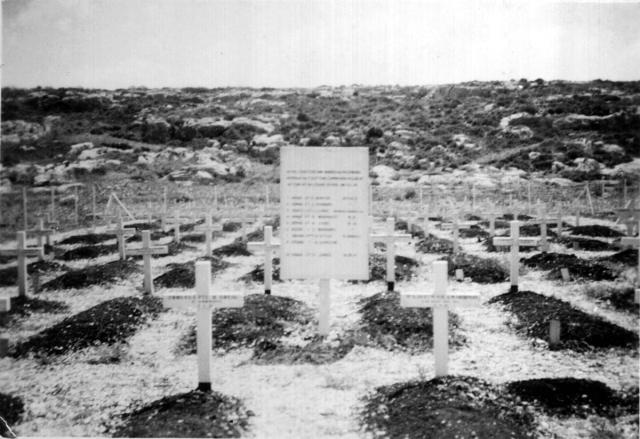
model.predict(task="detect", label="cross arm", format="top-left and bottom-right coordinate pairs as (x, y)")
top-left (400, 292), bottom-right (481, 308)
top-left (126, 245), bottom-right (169, 256)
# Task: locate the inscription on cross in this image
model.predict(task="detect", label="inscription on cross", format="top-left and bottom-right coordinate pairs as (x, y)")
top-left (126, 231), bottom-right (168, 295)
top-left (371, 217), bottom-right (412, 292)
top-left (106, 217), bottom-right (136, 260)
top-left (0, 231), bottom-right (44, 297)
top-left (493, 220), bottom-right (540, 292)
top-left (248, 226), bottom-right (281, 295)
top-left (401, 261), bottom-right (480, 376)
top-left (162, 261), bottom-right (243, 391)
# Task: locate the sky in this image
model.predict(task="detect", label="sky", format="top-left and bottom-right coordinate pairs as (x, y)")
top-left (2, 0), bottom-right (640, 89)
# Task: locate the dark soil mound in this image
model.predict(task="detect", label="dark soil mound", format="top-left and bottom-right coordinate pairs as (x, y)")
top-left (463, 214), bottom-right (482, 221)
top-left (364, 254), bottom-right (418, 283)
top-left (0, 296), bottom-right (69, 327)
top-left (558, 236), bottom-right (617, 251)
top-left (58, 233), bottom-right (115, 245)
top-left (571, 225), bottom-right (624, 238)
top-left (440, 253), bottom-right (508, 283)
top-left (583, 283), bottom-right (640, 313)
top-left (506, 378), bottom-right (639, 418)
top-left (522, 253), bottom-right (618, 281)
top-left (222, 221), bottom-right (242, 232)
top-left (212, 241), bottom-right (251, 257)
top-left (416, 234), bottom-right (454, 254)
top-left (12, 296), bottom-right (163, 357)
top-left (112, 390), bottom-right (251, 438)
top-left (359, 376), bottom-right (536, 439)
top-left (478, 219), bottom-right (510, 229)
top-left (0, 260), bottom-right (67, 286)
top-left (129, 221), bottom-right (161, 231)
top-left (0, 393), bottom-right (25, 426)
top-left (459, 225), bottom-right (490, 239)
top-left (488, 290), bottom-right (638, 350)
top-left (600, 248), bottom-right (639, 266)
top-left (482, 235), bottom-right (538, 253)
top-left (357, 290), bottom-right (465, 351)
top-left (238, 258), bottom-right (281, 283)
top-left (519, 224), bottom-right (557, 238)
top-left (126, 230), bottom-right (170, 243)
top-left (61, 243), bottom-right (118, 260)
top-left (42, 259), bottom-right (139, 290)
top-left (154, 256), bottom-right (231, 289)
top-left (252, 335), bottom-right (355, 365)
top-left (177, 294), bottom-right (313, 354)
top-left (499, 213), bottom-right (533, 221)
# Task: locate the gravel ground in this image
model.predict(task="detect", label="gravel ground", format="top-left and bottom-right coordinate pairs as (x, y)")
top-left (0, 215), bottom-right (637, 438)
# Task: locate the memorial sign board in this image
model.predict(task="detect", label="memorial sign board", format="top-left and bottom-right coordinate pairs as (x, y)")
top-left (280, 146), bottom-right (369, 280)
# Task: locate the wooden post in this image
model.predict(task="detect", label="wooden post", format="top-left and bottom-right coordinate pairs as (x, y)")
top-left (318, 278), bottom-right (330, 336)
top-left (91, 185), bottom-right (97, 230)
top-left (22, 187), bottom-right (28, 231)
top-left (509, 221), bottom-right (519, 292)
top-left (50, 186), bottom-right (55, 221)
top-left (370, 218), bottom-right (412, 292)
top-left (585, 182), bottom-right (594, 215)
top-left (549, 319), bottom-right (561, 347)
top-left (452, 217), bottom-right (459, 254)
top-left (74, 185), bottom-right (80, 225)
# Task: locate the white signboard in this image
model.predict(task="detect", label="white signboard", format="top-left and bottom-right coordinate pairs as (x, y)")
top-left (280, 146), bottom-right (369, 280)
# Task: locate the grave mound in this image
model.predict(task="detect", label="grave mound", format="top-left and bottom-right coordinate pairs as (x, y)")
top-left (0, 392), bottom-right (25, 427)
top-left (463, 214), bottom-right (482, 221)
top-left (459, 225), bottom-right (490, 239)
top-left (126, 230), bottom-right (170, 243)
top-left (416, 234), bottom-right (454, 254)
top-left (482, 236), bottom-right (537, 253)
top-left (478, 219), bottom-right (510, 229)
top-left (0, 254), bottom-right (14, 264)
top-left (238, 258), bottom-right (281, 283)
top-left (599, 248), bottom-right (639, 266)
top-left (488, 290), bottom-right (638, 350)
top-left (211, 241), bottom-right (251, 257)
top-left (0, 260), bottom-right (67, 286)
top-left (58, 233), bottom-right (116, 245)
top-left (440, 253), bottom-right (508, 283)
top-left (558, 236), bottom-right (617, 251)
top-left (252, 334), bottom-right (355, 365)
top-left (153, 256), bottom-right (231, 289)
top-left (129, 221), bottom-right (161, 231)
top-left (506, 378), bottom-right (638, 418)
top-left (177, 294), bottom-right (313, 354)
top-left (222, 221), bottom-right (242, 232)
top-left (366, 254), bottom-right (418, 283)
top-left (395, 219), bottom-right (425, 239)
top-left (519, 224), bottom-right (557, 238)
top-left (0, 296), bottom-right (69, 327)
top-left (499, 213), bottom-right (533, 221)
top-left (583, 282), bottom-right (639, 313)
top-left (12, 296), bottom-right (163, 358)
top-left (111, 389), bottom-right (251, 438)
top-left (357, 290), bottom-right (465, 351)
top-left (61, 243), bottom-right (118, 260)
top-left (570, 225), bottom-right (624, 238)
top-left (359, 376), bottom-right (536, 439)
top-left (42, 259), bottom-right (139, 290)
top-left (522, 253), bottom-right (618, 281)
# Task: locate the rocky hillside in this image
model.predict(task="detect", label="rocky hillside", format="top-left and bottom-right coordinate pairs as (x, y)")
top-left (1, 79), bottom-right (639, 189)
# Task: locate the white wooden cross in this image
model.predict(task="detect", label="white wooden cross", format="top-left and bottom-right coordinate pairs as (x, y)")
top-left (441, 216), bottom-right (476, 253)
top-left (0, 231), bottom-right (44, 297)
top-left (106, 217), bottom-right (136, 260)
top-left (195, 214), bottom-right (224, 257)
top-left (371, 217), bottom-right (412, 291)
top-left (162, 261), bottom-right (243, 391)
top-left (401, 260), bottom-right (480, 376)
top-left (247, 226), bottom-right (281, 295)
top-left (28, 218), bottom-right (54, 253)
top-left (126, 231), bottom-right (168, 295)
top-left (493, 220), bottom-right (540, 292)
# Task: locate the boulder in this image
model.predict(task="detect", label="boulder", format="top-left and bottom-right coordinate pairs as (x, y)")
top-left (142, 116), bottom-right (170, 143)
